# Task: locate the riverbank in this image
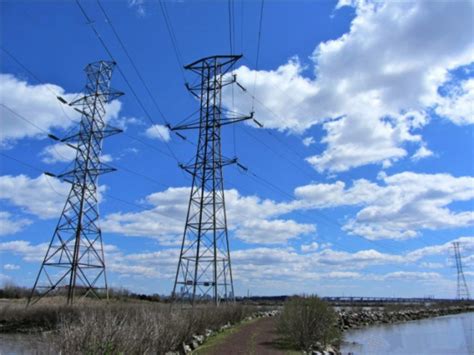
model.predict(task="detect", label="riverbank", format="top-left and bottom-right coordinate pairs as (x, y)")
top-left (341, 311), bottom-right (474, 354)
top-left (189, 305), bottom-right (474, 355)
top-left (0, 299), bottom-right (261, 354)
top-left (310, 305), bottom-right (474, 355)
top-left (1, 300), bottom-right (472, 354)
top-left (336, 304), bottom-right (474, 331)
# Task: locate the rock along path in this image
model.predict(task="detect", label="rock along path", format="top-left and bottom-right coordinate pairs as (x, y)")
top-left (194, 316), bottom-right (288, 355)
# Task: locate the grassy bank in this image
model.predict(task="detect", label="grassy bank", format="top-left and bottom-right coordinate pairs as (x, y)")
top-left (0, 299), bottom-right (254, 354)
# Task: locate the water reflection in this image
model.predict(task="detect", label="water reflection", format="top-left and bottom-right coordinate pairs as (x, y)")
top-left (0, 332), bottom-right (53, 355)
top-left (341, 312), bottom-right (474, 355)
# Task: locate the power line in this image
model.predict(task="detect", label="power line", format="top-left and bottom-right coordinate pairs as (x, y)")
top-left (0, 102), bottom-right (416, 255)
top-left (0, 145), bottom-right (397, 256)
top-left (233, 161), bottom-right (416, 254)
top-left (96, 0), bottom-right (168, 123)
top-left (233, 88), bottom-right (440, 250)
top-left (228, 0), bottom-right (235, 55)
top-left (0, 152), bottom-right (44, 174)
top-left (112, 162), bottom-right (168, 189)
top-left (0, 103), bottom-right (77, 174)
top-left (235, 75), bottom-right (319, 171)
top-left (242, 166), bottom-right (344, 229)
top-left (1, 62), bottom-right (415, 257)
top-left (232, 86), bottom-right (237, 157)
top-left (1, 47), bottom-right (78, 124)
top-left (121, 131), bottom-right (174, 159)
top-left (227, 0), bottom-right (238, 156)
top-left (1, 103), bottom-right (50, 135)
top-left (0, 103), bottom-right (352, 245)
top-left (2, 102), bottom-right (179, 190)
top-left (225, 177), bottom-right (353, 254)
top-left (244, 90), bottom-right (312, 162)
top-left (0, 152), bottom-right (184, 224)
top-left (237, 124), bottom-right (316, 180)
top-left (3, 8), bottom-right (438, 261)
top-left (240, 0), bottom-right (244, 54)
top-left (239, 51), bottom-right (340, 185)
top-left (75, 0), bottom-right (180, 163)
top-left (1, 152), bottom-right (449, 286)
top-left (1, 47), bottom-right (435, 252)
top-left (1, 46), bottom-right (181, 164)
top-left (0, 152), bottom-right (67, 197)
top-left (28, 127), bottom-right (358, 247)
top-left (158, 0), bottom-right (187, 83)
top-left (102, 193), bottom-right (184, 225)
top-left (0, 145), bottom-right (436, 265)
top-left (251, 0), bottom-right (265, 112)
top-left (3, 45), bottom-right (189, 183)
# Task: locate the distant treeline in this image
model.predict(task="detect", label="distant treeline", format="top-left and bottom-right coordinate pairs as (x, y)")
top-left (0, 282), bottom-right (32, 299)
top-left (0, 282), bottom-right (165, 302)
top-left (1, 282), bottom-right (470, 305)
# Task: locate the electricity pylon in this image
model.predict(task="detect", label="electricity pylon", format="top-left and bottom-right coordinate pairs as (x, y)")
top-left (28, 61), bottom-right (123, 306)
top-left (452, 242), bottom-right (470, 300)
top-left (171, 55), bottom-right (253, 305)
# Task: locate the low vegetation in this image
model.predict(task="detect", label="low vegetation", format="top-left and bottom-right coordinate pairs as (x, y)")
top-left (0, 299), bottom-right (252, 354)
top-left (56, 303), bottom-right (249, 354)
top-left (0, 282), bottom-right (32, 299)
top-left (0, 283), bottom-right (164, 304)
top-left (277, 295), bottom-right (341, 351)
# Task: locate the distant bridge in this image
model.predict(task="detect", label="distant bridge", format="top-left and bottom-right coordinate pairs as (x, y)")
top-left (321, 296), bottom-right (464, 304)
top-left (237, 295), bottom-right (471, 305)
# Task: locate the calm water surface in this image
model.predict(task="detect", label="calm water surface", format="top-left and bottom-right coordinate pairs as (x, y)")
top-left (341, 312), bottom-right (474, 355)
top-left (1, 312), bottom-right (473, 354)
top-left (0, 332), bottom-right (53, 355)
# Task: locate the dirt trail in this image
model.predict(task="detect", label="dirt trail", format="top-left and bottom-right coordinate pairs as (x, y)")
top-left (196, 317), bottom-right (286, 355)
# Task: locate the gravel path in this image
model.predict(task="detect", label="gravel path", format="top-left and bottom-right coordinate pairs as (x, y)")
top-left (200, 317), bottom-right (286, 355)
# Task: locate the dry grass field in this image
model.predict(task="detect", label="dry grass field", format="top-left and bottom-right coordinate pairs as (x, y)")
top-left (0, 297), bottom-right (254, 354)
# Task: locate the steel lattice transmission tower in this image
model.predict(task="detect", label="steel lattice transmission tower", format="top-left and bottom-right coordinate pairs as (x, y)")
top-left (171, 55), bottom-right (253, 305)
top-left (28, 61), bottom-right (123, 306)
top-left (452, 242), bottom-right (470, 300)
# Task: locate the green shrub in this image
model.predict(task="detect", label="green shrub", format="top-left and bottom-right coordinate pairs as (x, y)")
top-left (277, 295), bottom-right (341, 351)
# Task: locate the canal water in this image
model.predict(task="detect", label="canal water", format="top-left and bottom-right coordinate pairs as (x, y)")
top-left (340, 312), bottom-right (473, 355)
top-left (0, 312), bottom-right (473, 354)
top-left (0, 332), bottom-right (54, 355)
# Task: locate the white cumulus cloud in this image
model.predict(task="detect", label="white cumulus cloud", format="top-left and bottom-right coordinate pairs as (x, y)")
top-left (235, 219), bottom-right (315, 244)
top-left (0, 73), bottom-right (125, 147)
top-left (435, 78), bottom-right (474, 125)
top-left (0, 174), bottom-right (68, 219)
top-left (294, 172), bottom-right (474, 240)
top-left (411, 144), bottom-right (434, 161)
top-left (3, 264), bottom-right (20, 270)
top-left (40, 143), bottom-right (114, 164)
top-left (102, 187), bottom-right (303, 245)
top-left (145, 124), bottom-right (171, 142)
top-left (302, 136), bottom-right (315, 147)
top-left (301, 242), bottom-right (319, 252)
top-left (224, 0), bottom-right (474, 172)
top-left (0, 211), bottom-right (32, 236)
top-left (0, 74), bottom-right (80, 145)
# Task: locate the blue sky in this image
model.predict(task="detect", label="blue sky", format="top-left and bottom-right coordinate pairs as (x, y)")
top-left (0, 0), bottom-right (473, 298)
